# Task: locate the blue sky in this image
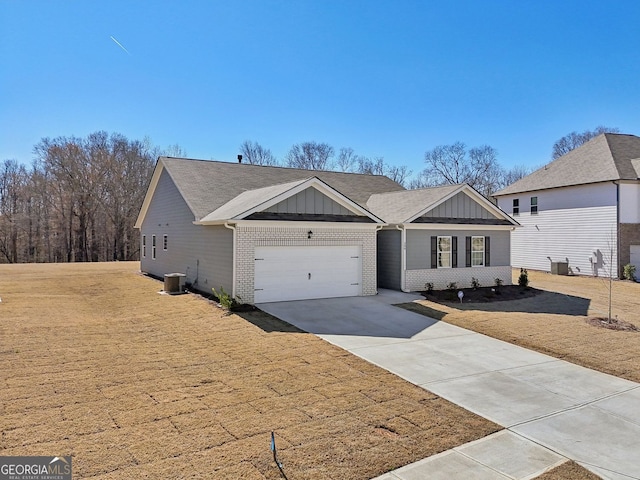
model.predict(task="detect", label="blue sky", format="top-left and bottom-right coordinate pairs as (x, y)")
top-left (2, 0), bottom-right (640, 178)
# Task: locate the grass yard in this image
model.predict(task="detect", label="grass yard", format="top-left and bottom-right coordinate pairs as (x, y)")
top-left (0, 262), bottom-right (501, 479)
top-left (409, 269), bottom-right (640, 383)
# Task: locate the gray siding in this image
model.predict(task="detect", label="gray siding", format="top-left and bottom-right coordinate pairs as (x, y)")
top-left (140, 169), bottom-right (233, 295)
top-left (265, 187), bottom-right (352, 215)
top-left (377, 229), bottom-right (401, 289)
top-left (406, 229), bottom-right (510, 269)
top-left (422, 192), bottom-right (498, 220)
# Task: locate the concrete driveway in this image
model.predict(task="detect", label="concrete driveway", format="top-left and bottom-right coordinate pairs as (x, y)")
top-left (258, 290), bottom-right (640, 480)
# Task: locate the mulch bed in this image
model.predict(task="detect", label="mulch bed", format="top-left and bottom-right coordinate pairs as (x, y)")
top-left (586, 317), bottom-right (639, 332)
top-left (421, 285), bottom-right (542, 304)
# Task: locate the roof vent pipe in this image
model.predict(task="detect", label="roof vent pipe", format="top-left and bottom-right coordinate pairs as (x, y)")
top-left (237, 154), bottom-right (243, 164)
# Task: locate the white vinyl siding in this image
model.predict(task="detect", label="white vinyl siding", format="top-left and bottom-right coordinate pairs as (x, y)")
top-left (472, 236), bottom-right (484, 266)
top-left (619, 182), bottom-right (640, 222)
top-left (497, 183), bottom-right (618, 277)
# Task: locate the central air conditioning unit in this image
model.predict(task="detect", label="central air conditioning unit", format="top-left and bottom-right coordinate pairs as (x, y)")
top-left (164, 273), bottom-right (186, 294)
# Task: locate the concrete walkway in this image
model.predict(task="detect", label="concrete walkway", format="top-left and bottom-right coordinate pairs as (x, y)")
top-left (258, 290), bottom-right (640, 480)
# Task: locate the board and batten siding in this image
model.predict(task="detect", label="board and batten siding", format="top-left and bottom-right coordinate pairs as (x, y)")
top-left (423, 191), bottom-right (498, 220)
top-left (497, 182), bottom-right (618, 277)
top-left (140, 168), bottom-right (233, 295)
top-left (377, 229), bottom-right (401, 290)
top-left (403, 228), bottom-right (512, 291)
top-left (265, 187), bottom-right (352, 215)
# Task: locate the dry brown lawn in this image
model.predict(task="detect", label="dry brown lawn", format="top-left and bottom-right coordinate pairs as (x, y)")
top-left (0, 262), bottom-right (501, 479)
top-left (411, 269), bottom-right (640, 383)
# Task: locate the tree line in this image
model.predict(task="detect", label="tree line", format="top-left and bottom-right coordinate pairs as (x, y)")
top-left (0, 132), bottom-right (179, 264)
top-left (0, 127), bottom-right (616, 263)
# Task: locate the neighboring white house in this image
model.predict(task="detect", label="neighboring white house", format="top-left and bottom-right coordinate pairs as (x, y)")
top-left (135, 157), bottom-right (517, 303)
top-left (493, 133), bottom-right (640, 278)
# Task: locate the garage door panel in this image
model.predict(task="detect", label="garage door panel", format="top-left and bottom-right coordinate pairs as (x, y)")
top-left (254, 246), bottom-right (362, 303)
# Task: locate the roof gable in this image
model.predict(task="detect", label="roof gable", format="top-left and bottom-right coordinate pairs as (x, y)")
top-left (494, 133), bottom-right (640, 196)
top-left (418, 191), bottom-right (499, 221)
top-left (142, 157), bottom-right (404, 222)
top-left (198, 177), bottom-right (383, 223)
top-left (367, 184), bottom-right (517, 225)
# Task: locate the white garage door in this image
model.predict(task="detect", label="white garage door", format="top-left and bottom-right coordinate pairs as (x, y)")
top-left (631, 245), bottom-right (640, 270)
top-left (254, 245), bottom-right (362, 303)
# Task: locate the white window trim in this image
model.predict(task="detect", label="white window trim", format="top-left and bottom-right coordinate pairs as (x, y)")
top-left (512, 198), bottom-right (520, 216)
top-left (142, 235), bottom-right (146, 258)
top-left (471, 236), bottom-right (485, 267)
top-left (437, 236), bottom-right (452, 269)
top-left (152, 235), bottom-right (157, 260)
top-left (530, 196), bottom-right (538, 215)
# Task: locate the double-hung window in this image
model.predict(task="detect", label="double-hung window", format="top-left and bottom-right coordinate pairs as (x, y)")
top-left (471, 236), bottom-right (485, 266)
top-left (437, 236), bottom-right (452, 268)
top-left (142, 235), bottom-right (146, 258)
top-left (512, 199), bottom-right (519, 216)
top-left (530, 196), bottom-right (538, 215)
top-left (152, 235), bottom-right (157, 260)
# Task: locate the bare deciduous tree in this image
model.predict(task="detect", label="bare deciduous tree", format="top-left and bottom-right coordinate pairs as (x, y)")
top-left (239, 140), bottom-right (278, 166)
top-left (336, 147), bottom-right (358, 172)
top-left (0, 131), bottom-right (160, 264)
top-left (552, 126), bottom-right (620, 159)
top-left (419, 142), bottom-right (503, 196)
top-left (285, 141), bottom-right (334, 170)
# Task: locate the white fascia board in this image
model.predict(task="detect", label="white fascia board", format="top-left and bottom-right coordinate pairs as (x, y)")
top-left (402, 223), bottom-right (517, 231)
top-left (235, 177), bottom-right (385, 223)
top-left (234, 220), bottom-right (384, 230)
top-left (134, 160), bottom-right (164, 229)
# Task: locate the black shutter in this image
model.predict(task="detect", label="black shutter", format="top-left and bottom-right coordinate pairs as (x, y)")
top-left (485, 236), bottom-right (491, 266)
top-left (465, 236), bottom-right (471, 268)
top-left (431, 236), bottom-right (437, 269)
top-left (452, 236), bottom-right (458, 268)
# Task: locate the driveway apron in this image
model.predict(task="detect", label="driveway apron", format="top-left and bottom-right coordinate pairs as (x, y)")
top-left (258, 290), bottom-right (640, 480)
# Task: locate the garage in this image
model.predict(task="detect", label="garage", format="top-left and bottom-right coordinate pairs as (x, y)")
top-left (254, 245), bottom-right (362, 303)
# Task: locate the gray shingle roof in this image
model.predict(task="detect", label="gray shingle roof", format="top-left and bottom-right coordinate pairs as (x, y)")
top-left (199, 178), bottom-right (310, 222)
top-left (160, 157), bottom-right (405, 220)
top-left (494, 133), bottom-right (640, 196)
top-left (367, 184), bottom-right (462, 224)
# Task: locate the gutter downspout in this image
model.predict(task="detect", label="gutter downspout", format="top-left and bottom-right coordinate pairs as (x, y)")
top-left (395, 224), bottom-right (409, 292)
top-left (374, 224), bottom-right (384, 294)
top-left (224, 222), bottom-right (237, 299)
top-left (615, 181), bottom-right (620, 279)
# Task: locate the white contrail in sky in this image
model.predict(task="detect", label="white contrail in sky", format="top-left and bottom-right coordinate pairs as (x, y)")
top-left (110, 36), bottom-right (131, 55)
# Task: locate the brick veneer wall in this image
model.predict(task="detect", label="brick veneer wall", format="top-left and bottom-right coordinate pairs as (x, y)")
top-left (619, 223), bottom-right (640, 273)
top-left (405, 266), bottom-right (513, 292)
top-left (235, 225), bottom-right (378, 304)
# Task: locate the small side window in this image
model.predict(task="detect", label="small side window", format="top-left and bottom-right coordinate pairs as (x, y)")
top-left (152, 235), bottom-right (157, 260)
top-left (512, 198), bottom-right (519, 216)
top-left (531, 196), bottom-right (538, 215)
top-left (142, 235), bottom-right (146, 258)
top-left (163, 234), bottom-right (168, 251)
